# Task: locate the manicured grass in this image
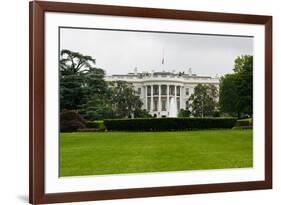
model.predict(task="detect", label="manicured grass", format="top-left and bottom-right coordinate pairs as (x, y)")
top-left (60, 129), bottom-right (252, 176)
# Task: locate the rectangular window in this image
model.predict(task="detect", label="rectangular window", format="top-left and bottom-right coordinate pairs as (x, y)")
top-left (177, 98), bottom-right (180, 110)
top-left (147, 86), bottom-right (151, 96)
top-left (185, 100), bottom-right (189, 109)
top-left (176, 86), bottom-right (180, 96)
top-left (161, 85), bottom-right (167, 95)
top-left (185, 88), bottom-right (189, 95)
top-left (153, 85), bottom-right (159, 95)
top-left (153, 99), bottom-right (158, 111)
top-left (147, 98), bottom-right (151, 110)
top-left (170, 86), bottom-right (175, 95)
top-left (137, 88), bottom-right (141, 95)
top-left (162, 99), bottom-right (166, 111)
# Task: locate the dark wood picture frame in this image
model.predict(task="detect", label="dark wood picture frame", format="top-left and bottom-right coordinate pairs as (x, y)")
top-left (29, 1), bottom-right (272, 204)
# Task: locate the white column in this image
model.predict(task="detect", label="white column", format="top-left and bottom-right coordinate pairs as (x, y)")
top-left (167, 84), bottom-right (170, 113)
top-left (150, 85), bottom-right (153, 112)
top-left (158, 84), bottom-right (161, 112)
top-left (179, 86), bottom-right (183, 109)
top-left (145, 86), bottom-right (148, 110)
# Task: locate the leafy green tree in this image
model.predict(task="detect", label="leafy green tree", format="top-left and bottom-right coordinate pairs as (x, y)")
top-left (219, 74), bottom-right (240, 116)
top-left (236, 55), bottom-right (253, 116)
top-left (219, 55), bottom-right (253, 117)
top-left (189, 84), bottom-right (218, 117)
top-left (109, 81), bottom-right (143, 118)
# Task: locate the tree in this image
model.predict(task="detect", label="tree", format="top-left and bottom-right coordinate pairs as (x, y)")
top-left (59, 49), bottom-right (147, 120)
top-left (219, 74), bottom-right (240, 116)
top-left (109, 81), bottom-right (143, 118)
top-left (189, 84), bottom-right (218, 117)
top-left (78, 67), bottom-right (114, 120)
top-left (219, 55), bottom-right (253, 117)
top-left (59, 49), bottom-right (96, 110)
top-left (60, 49), bottom-right (96, 75)
top-left (84, 67), bottom-right (107, 96)
top-left (236, 55), bottom-right (253, 116)
top-left (79, 95), bottom-right (115, 120)
top-left (60, 74), bottom-right (87, 110)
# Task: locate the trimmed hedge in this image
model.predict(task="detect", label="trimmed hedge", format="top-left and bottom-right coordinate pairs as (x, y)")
top-left (86, 120), bottom-right (105, 129)
top-left (104, 117), bottom-right (237, 131)
top-left (235, 118), bottom-right (253, 127)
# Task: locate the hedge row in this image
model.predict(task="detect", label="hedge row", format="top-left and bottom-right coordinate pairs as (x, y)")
top-left (104, 117), bottom-right (237, 131)
top-left (86, 120), bottom-right (105, 129)
top-left (235, 118), bottom-right (253, 127)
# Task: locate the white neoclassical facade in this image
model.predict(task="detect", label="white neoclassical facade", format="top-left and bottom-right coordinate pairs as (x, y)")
top-left (105, 69), bottom-right (219, 118)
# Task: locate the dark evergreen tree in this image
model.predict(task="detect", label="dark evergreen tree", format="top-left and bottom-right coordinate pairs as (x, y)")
top-left (59, 49), bottom-right (96, 110)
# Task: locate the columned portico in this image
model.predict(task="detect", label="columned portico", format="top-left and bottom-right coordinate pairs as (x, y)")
top-left (143, 83), bottom-right (184, 117)
top-left (105, 70), bottom-right (220, 118)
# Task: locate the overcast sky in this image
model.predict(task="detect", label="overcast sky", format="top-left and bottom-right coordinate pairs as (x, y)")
top-left (60, 28), bottom-right (253, 77)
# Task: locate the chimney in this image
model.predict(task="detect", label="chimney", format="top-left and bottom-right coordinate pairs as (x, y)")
top-left (188, 68), bottom-right (192, 76)
top-left (134, 67), bottom-right (138, 75)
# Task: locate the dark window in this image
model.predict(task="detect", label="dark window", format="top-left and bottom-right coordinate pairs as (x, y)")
top-left (176, 86), bottom-right (180, 96)
top-left (177, 98), bottom-right (180, 110)
top-left (185, 100), bottom-right (189, 109)
top-left (153, 99), bottom-right (158, 111)
top-left (137, 88), bottom-right (141, 95)
top-left (162, 99), bottom-right (166, 111)
top-left (147, 98), bottom-right (151, 110)
top-left (161, 85), bottom-right (167, 95)
top-left (147, 86), bottom-right (151, 96)
top-left (185, 88), bottom-right (189, 95)
top-left (153, 85), bottom-right (159, 95)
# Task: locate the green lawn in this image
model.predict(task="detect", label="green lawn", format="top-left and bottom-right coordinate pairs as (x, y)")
top-left (60, 129), bottom-right (253, 176)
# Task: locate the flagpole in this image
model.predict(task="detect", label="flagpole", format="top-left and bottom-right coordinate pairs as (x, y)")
top-left (162, 48), bottom-right (165, 71)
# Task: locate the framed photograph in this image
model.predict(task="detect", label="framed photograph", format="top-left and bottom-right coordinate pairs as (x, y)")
top-left (29, 1), bottom-right (272, 204)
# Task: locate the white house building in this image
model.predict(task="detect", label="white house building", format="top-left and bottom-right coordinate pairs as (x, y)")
top-left (105, 68), bottom-right (219, 118)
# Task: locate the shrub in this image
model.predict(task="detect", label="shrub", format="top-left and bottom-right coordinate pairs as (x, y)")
top-left (134, 109), bottom-right (152, 118)
top-left (235, 118), bottom-right (253, 127)
top-left (178, 109), bottom-right (191, 117)
top-left (86, 120), bottom-right (105, 129)
top-left (104, 117), bottom-right (237, 131)
top-left (60, 110), bottom-right (86, 132)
